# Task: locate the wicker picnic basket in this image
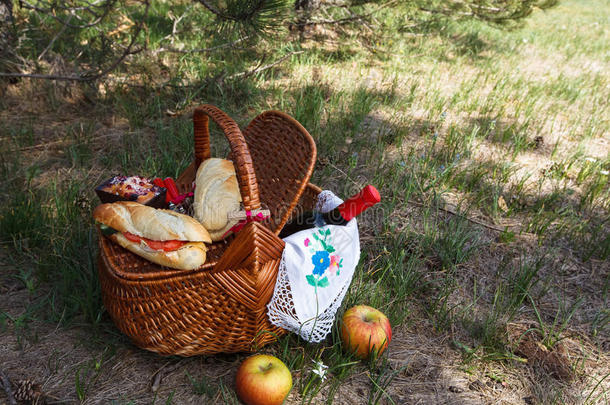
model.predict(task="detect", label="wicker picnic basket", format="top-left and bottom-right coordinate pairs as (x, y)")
top-left (97, 104), bottom-right (320, 356)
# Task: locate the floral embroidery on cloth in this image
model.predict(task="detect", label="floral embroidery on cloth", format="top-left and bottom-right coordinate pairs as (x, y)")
top-left (267, 190), bottom-right (360, 342)
top-left (305, 230), bottom-right (344, 288)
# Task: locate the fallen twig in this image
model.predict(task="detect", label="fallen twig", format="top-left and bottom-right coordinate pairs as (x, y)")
top-left (226, 51), bottom-right (304, 80)
top-left (409, 199), bottom-right (520, 233)
top-left (16, 132), bottom-right (124, 151)
top-left (151, 358), bottom-right (193, 393)
top-left (0, 71), bottom-right (86, 81)
top-left (153, 36), bottom-right (251, 55)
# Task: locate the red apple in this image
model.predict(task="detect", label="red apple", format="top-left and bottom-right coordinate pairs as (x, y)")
top-left (235, 354), bottom-right (292, 405)
top-left (340, 305), bottom-right (392, 360)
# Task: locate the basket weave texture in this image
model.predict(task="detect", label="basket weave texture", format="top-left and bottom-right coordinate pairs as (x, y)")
top-left (97, 105), bottom-right (319, 356)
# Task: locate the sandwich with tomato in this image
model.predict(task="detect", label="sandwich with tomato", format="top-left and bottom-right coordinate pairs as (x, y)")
top-left (93, 201), bottom-right (212, 270)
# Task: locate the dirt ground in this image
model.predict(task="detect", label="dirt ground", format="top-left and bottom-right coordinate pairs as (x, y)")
top-left (1, 246), bottom-right (608, 404)
top-left (0, 288), bottom-right (554, 404)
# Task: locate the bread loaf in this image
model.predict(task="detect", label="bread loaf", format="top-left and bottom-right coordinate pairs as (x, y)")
top-left (110, 232), bottom-right (208, 270)
top-left (193, 158), bottom-right (242, 241)
top-left (93, 201), bottom-right (211, 270)
top-left (94, 201), bottom-right (212, 243)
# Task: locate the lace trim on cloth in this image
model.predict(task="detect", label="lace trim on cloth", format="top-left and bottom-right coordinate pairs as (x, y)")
top-left (267, 255), bottom-right (352, 342)
top-left (266, 190), bottom-right (359, 343)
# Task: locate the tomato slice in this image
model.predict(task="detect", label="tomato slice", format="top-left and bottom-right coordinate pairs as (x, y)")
top-left (145, 239), bottom-right (186, 251)
top-left (123, 232), bottom-right (141, 243)
top-left (121, 232), bottom-right (186, 251)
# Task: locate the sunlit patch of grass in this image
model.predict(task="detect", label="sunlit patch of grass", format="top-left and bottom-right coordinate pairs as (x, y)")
top-left (1, 0), bottom-right (608, 402)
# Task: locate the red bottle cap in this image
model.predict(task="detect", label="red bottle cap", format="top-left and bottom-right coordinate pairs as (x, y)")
top-left (337, 185), bottom-right (381, 221)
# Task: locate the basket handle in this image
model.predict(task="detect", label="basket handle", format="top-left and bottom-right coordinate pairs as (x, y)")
top-left (193, 105), bottom-right (261, 211)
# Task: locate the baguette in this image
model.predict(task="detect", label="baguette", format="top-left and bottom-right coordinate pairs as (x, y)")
top-left (94, 201), bottom-right (212, 270)
top-left (109, 232), bottom-right (208, 270)
top-left (193, 158), bottom-right (242, 241)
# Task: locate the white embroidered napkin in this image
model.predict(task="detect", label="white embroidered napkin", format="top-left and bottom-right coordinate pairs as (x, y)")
top-left (267, 191), bottom-right (360, 342)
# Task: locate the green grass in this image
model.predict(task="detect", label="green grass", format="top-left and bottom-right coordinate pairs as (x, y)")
top-left (1, 0), bottom-right (608, 403)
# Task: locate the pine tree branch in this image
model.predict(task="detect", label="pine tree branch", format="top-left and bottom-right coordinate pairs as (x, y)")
top-left (419, 6), bottom-right (473, 18)
top-left (195, 0), bottom-right (230, 20)
top-left (20, 0), bottom-right (117, 29)
top-left (195, 0), bottom-right (289, 34)
top-left (196, 0), bottom-right (271, 22)
top-left (37, 14), bottom-right (73, 61)
top-left (297, 0), bottom-right (398, 26)
top-left (0, 72), bottom-right (85, 81)
top-left (419, 1), bottom-right (556, 24)
top-left (0, 0), bottom-right (149, 82)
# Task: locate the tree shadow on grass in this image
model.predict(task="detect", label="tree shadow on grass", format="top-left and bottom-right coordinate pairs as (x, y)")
top-left (1, 59), bottom-right (608, 404)
top-left (402, 14), bottom-right (517, 61)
